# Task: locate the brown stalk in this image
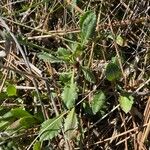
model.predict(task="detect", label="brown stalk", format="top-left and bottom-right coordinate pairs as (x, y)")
top-left (108, 16), bottom-right (127, 86)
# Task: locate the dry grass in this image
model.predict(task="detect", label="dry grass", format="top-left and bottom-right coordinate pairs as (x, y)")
top-left (0, 0), bottom-right (149, 149)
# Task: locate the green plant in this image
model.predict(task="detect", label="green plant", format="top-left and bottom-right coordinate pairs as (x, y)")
top-left (0, 1), bottom-right (149, 149)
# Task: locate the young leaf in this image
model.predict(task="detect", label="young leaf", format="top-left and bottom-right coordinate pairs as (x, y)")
top-left (57, 47), bottom-right (72, 62)
top-left (107, 34), bottom-right (114, 40)
top-left (33, 141), bottom-right (41, 150)
top-left (61, 82), bottom-right (78, 109)
top-left (39, 115), bottom-right (63, 141)
top-left (91, 91), bottom-right (106, 114)
top-left (80, 11), bottom-right (96, 44)
top-left (108, 34), bottom-right (124, 47)
top-left (116, 35), bottom-right (124, 46)
top-left (105, 62), bottom-right (121, 81)
top-left (6, 84), bottom-right (17, 96)
top-left (38, 52), bottom-right (62, 63)
top-left (119, 94), bottom-right (134, 114)
top-left (64, 108), bottom-right (78, 139)
top-left (82, 67), bottom-right (96, 83)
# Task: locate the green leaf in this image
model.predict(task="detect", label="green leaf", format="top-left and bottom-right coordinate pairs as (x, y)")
top-left (20, 116), bottom-right (37, 128)
top-left (0, 92), bottom-right (7, 101)
top-left (107, 34), bottom-right (114, 40)
top-left (0, 111), bottom-right (13, 121)
top-left (7, 141), bottom-right (18, 149)
top-left (91, 91), bottom-right (106, 114)
top-left (70, 41), bottom-right (79, 52)
top-left (111, 56), bottom-right (124, 66)
top-left (82, 67), bottom-right (96, 83)
top-left (111, 56), bottom-right (118, 64)
top-left (105, 62), bottom-right (121, 81)
top-left (0, 121), bottom-right (9, 130)
top-left (64, 108), bottom-right (78, 139)
top-left (83, 102), bottom-right (93, 115)
top-left (61, 82), bottom-right (78, 109)
top-left (59, 72), bottom-right (72, 84)
top-left (116, 35), bottom-right (124, 46)
top-left (6, 117), bottom-right (37, 131)
top-left (6, 84), bottom-right (17, 96)
top-left (34, 111), bottom-right (45, 123)
top-left (57, 47), bottom-right (72, 62)
top-left (38, 52), bottom-right (62, 63)
top-left (80, 11), bottom-right (96, 44)
top-left (72, 44), bottom-right (83, 60)
top-left (6, 119), bottom-right (21, 131)
top-left (33, 141), bottom-right (41, 150)
top-left (11, 108), bottom-right (32, 119)
top-left (119, 94), bottom-right (134, 114)
top-left (39, 115), bottom-right (63, 141)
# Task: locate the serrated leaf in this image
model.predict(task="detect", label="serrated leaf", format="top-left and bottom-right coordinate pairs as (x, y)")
top-left (91, 91), bottom-right (106, 114)
top-left (38, 52), bottom-right (62, 63)
top-left (72, 44), bottom-right (83, 59)
top-left (11, 108), bottom-right (32, 119)
top-left (105, 62), bottom-right (121, 81)
top-left (6, 84), bottom-right (17, 96)
top-left (119, 94), bottom-right (134, 114)
top-left (33, 141), bottom-right (41, 150)
top-left (39, 115), bottom-right (63, 141)
top-left (116, 35), bottom-right (124, 46)
top-left (61, 82), bottom-right (78, 109)
top-left (80, 11), bottom-right (96, 44)
top-left (57, 47), bottom-right (72, 62)
top-left (64, 108), bottom-right (78, 139)
top-left (59, 72), bottom-right (72, 84)
top-left (82, 67), bottom-right (96, 83)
